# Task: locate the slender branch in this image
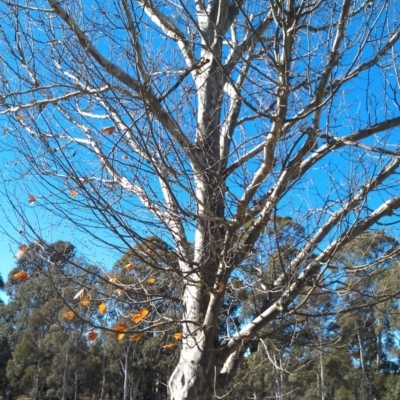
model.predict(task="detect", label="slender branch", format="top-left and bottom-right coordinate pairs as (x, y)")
top-left (221, 192), bottom-right (400, 361)
top-left (46, 0), bottom-right (202, 171)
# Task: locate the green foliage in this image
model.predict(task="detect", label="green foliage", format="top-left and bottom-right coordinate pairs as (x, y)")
top-left (3, 233), bottom-right (400, 399)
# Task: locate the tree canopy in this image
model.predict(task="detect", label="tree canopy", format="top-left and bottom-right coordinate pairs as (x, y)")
top-left (0, 0), bottom-right (400, 398)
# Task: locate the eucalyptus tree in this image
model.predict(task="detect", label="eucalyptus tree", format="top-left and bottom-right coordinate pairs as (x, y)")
top-left (1, 0), bottom-right (400, 398)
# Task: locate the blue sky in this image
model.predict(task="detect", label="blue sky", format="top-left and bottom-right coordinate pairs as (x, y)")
top-left (1, 0), bottom-right (399, 304)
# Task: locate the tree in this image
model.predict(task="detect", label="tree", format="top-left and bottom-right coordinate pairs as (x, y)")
top-left (1, 0), bottom-right (400, 398)
top-left (0, 272), bottom-right (13, 400)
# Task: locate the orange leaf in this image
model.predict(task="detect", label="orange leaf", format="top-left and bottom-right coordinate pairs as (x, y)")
top-left (87, 331), bottom-right (98, 341)
top-left (132, 308), bottom-right (149, 324)
top-left (114, 288), bottom-right (123, 295)
top-left (70, 190), bottom-right (79, 197)
top-left (113, 322), bottom-right (128, 340)
top-left (130, 334), bottom-right (143, 342)
top-left (218, 282), bottom-right (225, 293)
top-left (116, 333), bottom-right (126, 341)
top-left (123, 263), bottom-right (134, 271)
top-left (101, 126), bottom-right (116, 135)
top-left (80, 299), bottom-right (90, 307)
top-left (28, 195), bottom-right (36, 204)
top-left (98, 302), bottom-right (107, 313)
top-left (163, 342), bottom-right (175, 350)
top-left (132, 314), bottom-right (142, 324)
top-left (73, 288), bottom-right (88, 300)
top-left (64, 311), bottom-right (75, 321)
top-left (147, 277), bottom-right (156, 284)
top-left (16, 114), bottom-right (23, 122)
top-left (172, 332), bottom-right (182, 341)
top-left (18, 245), bottom-right (29, 253)
top-left (14, 271), bottom-right (28, 282)
top-left (113, 322), bottom-right (129, 332)
top-left (140, 308), bottom-right (149, 318)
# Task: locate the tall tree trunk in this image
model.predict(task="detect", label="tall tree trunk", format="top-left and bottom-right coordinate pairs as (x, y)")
top-left (100, 352), bottom-right (107, 400)
top-left (358, 330), bottom-right (366, 400)
top-left (320, 349), bottom-right (325, 400)
top-left (131, 374), bottom-right (140, 400)
top-left (122, 347), bottom-right (130, 400)
top-left (169, 328), bottom-right (216, 399)
top-left (62, 338), bottom-right (73, 400)
top-left (74, 372), bottom-right (78, 400)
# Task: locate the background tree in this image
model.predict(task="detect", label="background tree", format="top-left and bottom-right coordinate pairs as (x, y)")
top-left (2, 235), bottom-right (400, 399)
top-left (0, 273), bottom-right (13, 400)
top-left (1, 0), bottom-right (400, 398)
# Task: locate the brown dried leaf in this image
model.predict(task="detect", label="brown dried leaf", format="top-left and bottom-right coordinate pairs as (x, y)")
top-left (123, 263), bottom-right (134, 271)
top-left (64, 311), bottom-right (75, 321)
top-left (130, 334), bottom-right (143, 342)
top-left (101, 126), bottom-right (116, 135)
top-left (14, 271), bottom-right (28, 282)
top-left (87, 330), bottom-right (98, 341)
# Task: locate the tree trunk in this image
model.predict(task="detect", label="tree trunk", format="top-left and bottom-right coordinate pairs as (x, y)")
top-left (123, 347), bottom-right (130, 400)
top-left (100, 352), bottom-right (107, 400)
top-left (74, 372), bottom-right (78, 400)
top-left (131, 374), bottom-right (140, 400)
top-left (320, 349), bottom-right (325, 400)
top-left (169, 327), bottom-right (216, 399)
top-left (358, 330), bottom-right (366, 400)
top-left (62, 338), bottom-right (73, 400)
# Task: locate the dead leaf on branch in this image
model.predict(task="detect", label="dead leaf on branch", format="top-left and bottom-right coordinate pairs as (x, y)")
top-left (18, 244), bottom-right (29, 253)
top-left (113, 322), bottom-right (129, 341)
top-left (98, 302), bottom-right (107, 313)
top-left (87, 330), bottom-right (98, 341)
top-left (172, 332), bottom-right (182, 340)
top-left (101, 126), bottom-right (116, 135)
top-left (64, 311), bottom-right (75, 321)
top-left (123, 263), bottom-right (134, 271)
top-left (14, 271), bottom-right (28, 282)
top-left (132, 308), bottom-right (149, 324)
top-left (130, 334), bottom-right (143, 342)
